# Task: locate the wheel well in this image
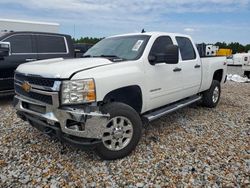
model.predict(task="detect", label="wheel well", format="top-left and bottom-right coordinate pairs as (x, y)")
top-left (102, 86), bottom-right (143, 113)
top-left (213, 69), bottom-right (223, 82)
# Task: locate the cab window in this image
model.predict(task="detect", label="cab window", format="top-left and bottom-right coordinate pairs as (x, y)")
top-left (176, 37), bottom-right (196, 60)
top-left (149, 36), bottom-right (173, 56)
top-left (4, 35), bottom-right (33, 54)
top-left (37, 35), bottom-right (67, 53)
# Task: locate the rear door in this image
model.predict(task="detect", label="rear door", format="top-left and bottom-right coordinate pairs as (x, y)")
top-left (175, 36), bottom-right (201, 97)
top-left (35, 34), bottom-right (69, 60)
top-left (1, 34), bottom-right (37, 90)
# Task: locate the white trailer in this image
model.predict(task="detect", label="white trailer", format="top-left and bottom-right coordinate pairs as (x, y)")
top-left (206, 45), bottom-right (219, 56)
top-left (232, 53), bottom-right (250, 66)
top-left (236, 53), bottom-right (250, 78)
top-left (0, 19), bottom-right (59, 33)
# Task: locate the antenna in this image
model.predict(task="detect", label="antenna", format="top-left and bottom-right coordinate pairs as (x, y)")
top-left (74, 24), bottom-right (76, 39)
top-left (141, 29), bottom-right (146, 33)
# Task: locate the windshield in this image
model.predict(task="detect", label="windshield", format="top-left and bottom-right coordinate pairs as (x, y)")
top-left (84, 35), bottom-right (150, 61)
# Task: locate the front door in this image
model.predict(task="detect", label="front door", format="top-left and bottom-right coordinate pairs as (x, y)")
top-left (0, 34), bottom-right (37, 91)
top-left (145, 36), bottom-right (184, 111)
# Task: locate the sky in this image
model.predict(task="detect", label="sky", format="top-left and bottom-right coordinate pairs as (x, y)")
top-left (0, 0), bottom-right (250, 44)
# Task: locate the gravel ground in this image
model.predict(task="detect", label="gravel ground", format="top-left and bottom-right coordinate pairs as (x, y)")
top-left (0, 67), bottom-right (249, 187)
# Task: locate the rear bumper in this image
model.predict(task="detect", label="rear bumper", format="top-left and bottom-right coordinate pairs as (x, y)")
top-left (14, 95), bottom-right (109, 147)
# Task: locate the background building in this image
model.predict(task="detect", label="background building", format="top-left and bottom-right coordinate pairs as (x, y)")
top-left (0, 19), bottom-right (59, 33)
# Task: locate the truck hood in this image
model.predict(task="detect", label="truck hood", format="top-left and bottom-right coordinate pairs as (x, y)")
top-left (16, 58), bottom-right (113, 79)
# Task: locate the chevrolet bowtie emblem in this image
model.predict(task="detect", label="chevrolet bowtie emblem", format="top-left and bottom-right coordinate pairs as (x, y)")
top-left (21, 81), bottom-right (31, 92)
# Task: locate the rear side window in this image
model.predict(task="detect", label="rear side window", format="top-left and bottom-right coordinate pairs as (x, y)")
top-left (4, 35), bottom-right (33, 53)
top-left (176, 37), bottom-right (196, 60)
top-left (37, 35), bottom-right (67, 53)
top-left (149, 36), bottom-right (173, 55)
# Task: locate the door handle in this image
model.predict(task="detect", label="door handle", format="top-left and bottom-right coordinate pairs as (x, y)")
top-left (173, 67), bottom-right (182, 72)
top-left (26, 58), bottom-right (37, 62)
top-left (194, 64), bottom-right (201, 68)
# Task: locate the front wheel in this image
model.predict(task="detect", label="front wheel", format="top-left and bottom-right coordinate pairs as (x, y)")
top-left (202, 80), bottom-right (221, 108)
top-left (95, 102), bottom-right (142, 160)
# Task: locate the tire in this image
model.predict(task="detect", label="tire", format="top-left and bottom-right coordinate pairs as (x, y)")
top-left (244, 71), bottom-right (250, 79)
top-left (202, 80), bottom-right (221, 108)
top-left (95, 102), bottom-right (142, 160)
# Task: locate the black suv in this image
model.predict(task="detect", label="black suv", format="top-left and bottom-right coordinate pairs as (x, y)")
top-left (0, 31), bottom-right (74, 96)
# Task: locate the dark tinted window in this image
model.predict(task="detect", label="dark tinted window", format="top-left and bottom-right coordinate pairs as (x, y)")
top-left (149, 36), bottom-right (173, 55)
top-left (37, 35), bottom-right (67, 53)
top-left (176, 37), bottom-right (196, 60)
top-left (4, 35), bottom-right (33, 53)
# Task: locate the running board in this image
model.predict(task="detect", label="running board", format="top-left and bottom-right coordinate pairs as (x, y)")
top-left (143, 95), bottom-right (202, 122)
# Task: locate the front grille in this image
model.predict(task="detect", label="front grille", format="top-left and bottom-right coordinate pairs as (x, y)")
top-left (15, 84), bottom-right (53, 104)
top-left (15, 73), bottom-right (55, 87)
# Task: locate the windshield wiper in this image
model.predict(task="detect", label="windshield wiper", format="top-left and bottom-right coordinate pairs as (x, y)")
top-left (98, 55), bottom-right (127, 61)
top-left (82, 54), bottom-right (126, 61)
top-left (82, 55), bottom-right (92, 58)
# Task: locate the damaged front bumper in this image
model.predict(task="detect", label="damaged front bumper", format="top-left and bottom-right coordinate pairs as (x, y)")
top-left (14, 95), bottom-right (109, 149)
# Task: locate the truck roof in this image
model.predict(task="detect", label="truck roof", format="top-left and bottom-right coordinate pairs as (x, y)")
top-left (0, 18), bottom-right (59, 26)
top-left (0, 31), bottom-right (71, 41)
top-left (108, 31), bottom-right (191, 39)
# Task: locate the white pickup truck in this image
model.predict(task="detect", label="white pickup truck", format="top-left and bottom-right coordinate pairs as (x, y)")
top-left (14, 32), bottom-right (227, 160)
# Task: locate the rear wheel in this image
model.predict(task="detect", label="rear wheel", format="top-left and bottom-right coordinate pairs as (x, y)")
top-left (96, 102), bottom-right (142, 160)
top-left (202, 80), bottom-right (221, 108)
top-left (244, 71), bottom-right (250, 79)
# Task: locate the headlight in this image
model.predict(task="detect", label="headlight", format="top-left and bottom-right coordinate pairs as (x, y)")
top-left (61, 79), bottom-right (96, 105)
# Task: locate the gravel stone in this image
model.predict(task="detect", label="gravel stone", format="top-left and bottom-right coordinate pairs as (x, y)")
top-left (0, 67), bottom-right (249, 187)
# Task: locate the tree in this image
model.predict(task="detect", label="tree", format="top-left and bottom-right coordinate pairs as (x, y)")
top-left (213, 42), bottom-right (249, 54)
top-left (245, 44), bottom-right (250, 52)
top-left (72, 37), bottom-right (103, 44)
top-left (227, 42), bottom-right (245, 54)
top-left (215, 42), bottom-right (227, 49)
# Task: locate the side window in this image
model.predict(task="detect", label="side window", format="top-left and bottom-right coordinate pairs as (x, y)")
top-left (37, 35), bottom-right (67, 53)
top-left (4, 35), bottom-right (33, 53)
top-left (149, 36), bottom-right (173, 55)
top-left (176, 37), bottom-right (196, 60)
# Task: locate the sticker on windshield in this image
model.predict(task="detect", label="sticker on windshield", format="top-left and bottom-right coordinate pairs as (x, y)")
top-left (132, 40), bottom-right (144, 51)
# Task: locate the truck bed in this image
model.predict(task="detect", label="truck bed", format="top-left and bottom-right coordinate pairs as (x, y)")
top-left (200, 56), bottom-right (227, 92)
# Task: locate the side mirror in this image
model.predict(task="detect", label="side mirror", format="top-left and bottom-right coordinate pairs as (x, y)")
top-left (148, 44), bottom-right (179, 65)
top-left (165, 44), bottom-right (179, 64)
top-left (0, 42), bottom-right (10, 57)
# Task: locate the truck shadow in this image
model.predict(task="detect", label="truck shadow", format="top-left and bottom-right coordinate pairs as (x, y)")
top-left (0, 95), bottom-right (14, 106)
top-left (142, 102), bottom-right (205, 141)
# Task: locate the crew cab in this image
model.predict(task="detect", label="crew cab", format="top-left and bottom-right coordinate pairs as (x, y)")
top-left (0, 31), bottom-right (74, 96)
top-left (13, 32), bottom-right (227, 160)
